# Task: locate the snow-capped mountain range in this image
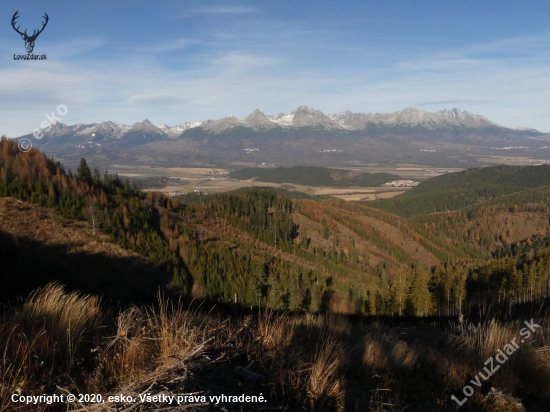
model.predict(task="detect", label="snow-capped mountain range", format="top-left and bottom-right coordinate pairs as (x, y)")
top-left (21, 106), bottom-right (546, 144)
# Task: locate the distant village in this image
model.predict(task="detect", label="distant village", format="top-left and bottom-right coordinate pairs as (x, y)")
top-left (75, 143), bottom-right (101, 148)
top-left (491, 146), bottom-right (528, 150)
top-left (382, 180), bottom-right (420, 187)
top-left (425, 169), bottom-right (454, 176)
top-left (188, 170), bottom-right (228, 175)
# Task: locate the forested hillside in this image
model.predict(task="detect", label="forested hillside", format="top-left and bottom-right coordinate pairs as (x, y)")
top-left (403, 164), bottom-right (550, 196)
top-left (368, 164), bottom-right (550, 217)
top-left (229, 166), bottom-right (399, 187)
top-left (2, 137), bottom-right (550, 317)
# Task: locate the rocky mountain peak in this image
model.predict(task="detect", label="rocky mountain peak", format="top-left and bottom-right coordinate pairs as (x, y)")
top-left (289, 106), bottom-right (342, 130)
top-left (436, 108), bottom-right (498, 128)
top-left (242, 109), bottom-right (279, 131)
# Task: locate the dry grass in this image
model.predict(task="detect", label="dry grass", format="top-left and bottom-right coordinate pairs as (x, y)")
top-left (308, 336), bottom-right (345, 410)
top-left (256, 310), bottom-right (295, 351)
top-left (148, 296), bottom-right (212, 368)
top-left (1, 285), bottom-right (550, 411)
top-left (15, 283), bottom-right (103, 362)
top-left (1, 284), bottom-right (103, 411)
top-left (447, 319), bottom-right (550, 399)
top-left (387, 341), bottom-right (418, 372)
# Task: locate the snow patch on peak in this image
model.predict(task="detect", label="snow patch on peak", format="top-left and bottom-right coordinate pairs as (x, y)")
top-left (266, 112), bottom-right (295, 126)
top-left (291, 105), bottom-right (314, 115)
top-left (157, 121), bottom-right (207, 137)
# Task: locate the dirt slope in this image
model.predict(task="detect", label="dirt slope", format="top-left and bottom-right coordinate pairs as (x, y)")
top-left (0, 197), bottom-right (174, 303)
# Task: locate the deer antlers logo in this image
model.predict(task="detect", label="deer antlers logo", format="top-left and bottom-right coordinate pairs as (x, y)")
top-left (11, 11), bottom-right (49, 54)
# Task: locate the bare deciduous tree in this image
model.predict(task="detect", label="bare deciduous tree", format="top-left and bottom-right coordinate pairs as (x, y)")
top-left (85, 201), bottom-right (105, 235)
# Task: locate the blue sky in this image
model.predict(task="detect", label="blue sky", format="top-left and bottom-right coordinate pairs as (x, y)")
top-left (1, 0), bottom-right (550, 136)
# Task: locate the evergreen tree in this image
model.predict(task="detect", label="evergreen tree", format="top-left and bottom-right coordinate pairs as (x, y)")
top-left (268, 276), bottom-right (284, 310)
top-left (246, 277), bottom-right (261, 306)
top-left (368, 290), bottom-right (377, 315)
top-left (76, 158), bottom-right (92, 186)
top-left (310, 285), bottom-right (322, 312)
top-left (408, 268), bottom-right (432, 316)
top-left (92, 168), bottom-right (101, 188)
top-left (288, 282), bottom-right (301, 311)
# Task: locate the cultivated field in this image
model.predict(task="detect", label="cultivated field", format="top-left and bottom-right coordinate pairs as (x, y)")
top-left (112, 165), bottom-right (414, 200)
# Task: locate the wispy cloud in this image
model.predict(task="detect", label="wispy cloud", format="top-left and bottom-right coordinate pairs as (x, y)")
top-left (2, 6), bottom-right (550, 136)
top-left (204, 6), bottom-right (257, 14)
top-left (214, 53), bottom-right (280, 71)
top-left (415, 100), bottom-right (492, 106)
top-left (132, 38), bottom-right (197, 53)
top-left (46, 37), bottom-right (107, 57)
top-left (176, 5), bottom-right (257, 19)
top-left (126, 93), bottom-right (186, 106)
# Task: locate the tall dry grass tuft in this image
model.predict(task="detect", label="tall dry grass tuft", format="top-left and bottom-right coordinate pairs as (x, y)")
top-left (0, 323), bottom-right (50, 412)
top-left (308, 336), bottom-right (345, 411)
top-left (14, 283), bottom-right (103, 365)
top-left (148, 295), bottom-right (211, 369)
top-left (467, 320), bottom-right (518, 362)
top-left (257, 310), bottom-right (295, 351)
top-left (387, 341), bottom-right (418, 372)
top-left (448, 318), bottom-right (550, 399)
top-left (0, 283), bottom-right (104, 411)
top-left (361, 337), bottom-right (387, 372)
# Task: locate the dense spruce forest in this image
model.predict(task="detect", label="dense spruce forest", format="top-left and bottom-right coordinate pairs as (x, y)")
top-left (368, 164), bottom-right (550, 217)
top-left (228, 166), bottom-right (399, 187)
top-left (2, 137), bottom-right (550, 318)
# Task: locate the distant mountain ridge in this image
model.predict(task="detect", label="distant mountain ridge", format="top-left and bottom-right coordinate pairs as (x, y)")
top-left (20, 106), bottom-right (547, 144)
top-left (328, 107), bottom-right (501, 130)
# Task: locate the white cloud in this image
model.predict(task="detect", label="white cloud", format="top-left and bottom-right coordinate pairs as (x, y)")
top-left (175, 5), bottom-right (257, 18)
top-left (415, 100), bottom-right (492, 106)
top-left (133, 38), bottom-right (197, 53)
top-left (126, 93), bottom-right (186, 106)
top-left (2, 29), bottom-right (550, 136)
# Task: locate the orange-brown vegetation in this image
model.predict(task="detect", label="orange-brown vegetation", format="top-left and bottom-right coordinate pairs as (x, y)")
top-left (1, 284), bottom-right (550, 411)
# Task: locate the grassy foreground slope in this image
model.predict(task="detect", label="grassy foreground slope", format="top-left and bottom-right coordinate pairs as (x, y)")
top-left (3, 283), bottom-right (549, 412)
top-left (229, 166), bottom-right (400, 187)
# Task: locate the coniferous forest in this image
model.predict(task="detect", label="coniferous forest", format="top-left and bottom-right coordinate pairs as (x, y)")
top-left (2, 136), bottom-right (550, 318)
top-left (2, 137), bottom-right (550, 411)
